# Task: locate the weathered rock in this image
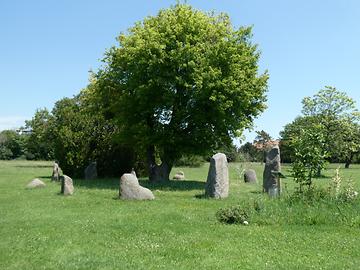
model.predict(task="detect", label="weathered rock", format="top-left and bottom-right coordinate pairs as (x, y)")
top-left (61, 175), bottom-right (74, 195)
top-left (84, 162), bottom-right (97, 180)
top-left (120, 174), bottom-right (155, 200)
top-left (51, 162), bottom-right (61, 182)
top-left (173, 171), bottom-right (185, 180)
top-left (26, 178), bottom-right (46, 189)
top-left (205, 153), bottom-right (229, 199)
top-left (120, 173), bottom-right (155, 200)
top-left (244, 169), bottom-right (257, 183)
top-left (263, 145), bottom-right (281, 194)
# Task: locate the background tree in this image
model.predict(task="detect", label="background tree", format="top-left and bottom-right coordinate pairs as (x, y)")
top-left (238, 142), bottom-right (263, 162)
top-left (0, 130), bottom-right (24, 160)
top-left (335, 120), bottom-right (360, 168)
top-left (253, 130), bottom-right (272, 162)
top-left (280, 86), bottom-right (360, 168)
top-left (279, 116), bottom-right (318, 163)
top-left (95, 4), bottom-right (268, 182)
top-left (50, 88), bottom-right (136, 177)
top-left (301, 86), bottom-right (360, 168)
top-left (25, 108), bottom-right (55, 160)
top-left (290, 124), bottom-right (329, 191)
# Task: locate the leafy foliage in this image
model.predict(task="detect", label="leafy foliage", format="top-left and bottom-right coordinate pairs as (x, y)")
top-left (216, 206), bottom-right (249, 224)
top-left (280, 86), bottom-right (360, 167)
top-left (25, 109), bottom-right (55, 160)
top-left (0, 130), bottom-right (25, 160)
top-left (301, 86), bottom-right (360, 167)
top-left (173, 154), bottom-right (204, 167)
top-left (95, 3), bottom-right (268, 181)
top-left (238, 142), bottom-right (263, 162)
top-left (290, 124), bottom-right (329, 190)
top-left (50, 91), bottom-right (135, 177)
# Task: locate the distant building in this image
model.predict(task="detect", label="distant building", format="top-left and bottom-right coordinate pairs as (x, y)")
top-left (15, 128), bottom-right (32, 135)
top-left (253, 140), bottom-right (279, 150)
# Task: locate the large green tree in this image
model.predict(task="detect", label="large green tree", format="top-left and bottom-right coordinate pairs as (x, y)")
top-left (95, 4), bottom-right (268, 182)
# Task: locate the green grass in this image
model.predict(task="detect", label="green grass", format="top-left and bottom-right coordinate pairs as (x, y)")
top-left (1, 160), bottom-right (360, 269)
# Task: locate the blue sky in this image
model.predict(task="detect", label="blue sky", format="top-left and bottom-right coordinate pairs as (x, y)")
top-left (1, 0), bottom-right (359, 143)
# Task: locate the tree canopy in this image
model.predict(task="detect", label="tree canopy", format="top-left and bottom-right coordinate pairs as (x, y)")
top-left (280, 86), bottom-right (360, 168)
top-left (95, 4), bottom-right (268, 181)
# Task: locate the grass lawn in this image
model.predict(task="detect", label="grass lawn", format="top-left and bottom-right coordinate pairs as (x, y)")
top-left (1, 160), bottom-right (360, 269)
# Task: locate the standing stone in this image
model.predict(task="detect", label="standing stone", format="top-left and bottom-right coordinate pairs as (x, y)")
top-left (26, 178), bottom-right (46, 189)
top-left (61, 175), bottom-right (74, 195)
top-left (120, 173), bottom-right (155, 200)
top-left (84, 162), bottom-right (97, 180)
top-left (263, 145), bottom-right (281, 195)
top-left (51, 162), bottom-right (60, 182)
top-left (205, 153), bottom-right (229, 199)
top-left (244, 169), bottom-right (257, 184)
top-left (173, 171), bottom-right (185, 180)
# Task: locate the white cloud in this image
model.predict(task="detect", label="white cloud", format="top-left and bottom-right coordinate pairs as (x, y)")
top-left (0, 116), bottom-right (28, 131)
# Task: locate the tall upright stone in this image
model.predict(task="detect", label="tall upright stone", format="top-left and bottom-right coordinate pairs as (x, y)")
top-left (61, 175), bottom-right (74, 195)
top-left (263, 145), bottom-right (281, 195)
top-left (51, 162), bottom-right (60, 182)
top-left (84, 162), bottom-right (97, 180)
top-left (205, 153), bottom-right (229, 199)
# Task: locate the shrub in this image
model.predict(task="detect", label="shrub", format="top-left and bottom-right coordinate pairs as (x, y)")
top-left (216, 206), bottom-right (249, 225)
top-left (329, 167), bottom-right (358, 203)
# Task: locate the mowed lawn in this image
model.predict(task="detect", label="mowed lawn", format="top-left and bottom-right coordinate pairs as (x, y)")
top-left (1, 160), bottom-right (360, 270)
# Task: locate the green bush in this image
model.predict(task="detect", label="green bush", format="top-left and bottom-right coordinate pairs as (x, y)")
top-left (174, 155), bottom-right (205, 167)
top-left (216, 206), bottom-right (249, 225)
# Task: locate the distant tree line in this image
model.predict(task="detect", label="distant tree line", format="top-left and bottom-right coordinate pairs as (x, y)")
top-left (239, 87), bottom-right (360, 168)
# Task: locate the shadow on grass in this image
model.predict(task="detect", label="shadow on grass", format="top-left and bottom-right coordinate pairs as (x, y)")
top-left (194, 193), bottom-right (207, 199)
top-left (140, 179), bottom-right (205, 191)
top-left (15, 165), bottom-right (53, 168)
top-left (38, 176), bottom-right (52, 180)
top-left (69, 177), bottom-right (205, 191)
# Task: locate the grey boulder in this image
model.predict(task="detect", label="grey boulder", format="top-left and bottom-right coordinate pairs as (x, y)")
top-left (244, 169), bottom-right (257, 183)
top-left (120, 173), bottom-right (155, 200)
top-left (26, 178), bottom-right (46, 189)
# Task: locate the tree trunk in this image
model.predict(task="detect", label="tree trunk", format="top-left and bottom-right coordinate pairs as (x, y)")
top-left (147, 145), bottom-right (172, 182)
top-left (345, 159), bottom-right (351, 169)
top-left (344, 153), bottom-right (354, 169)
